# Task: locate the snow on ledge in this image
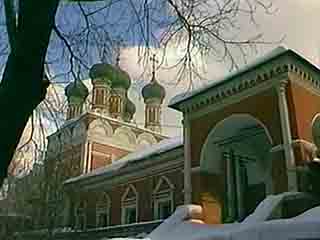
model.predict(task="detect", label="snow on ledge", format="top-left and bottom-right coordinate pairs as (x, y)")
top-left (64, 136), bottom-right (183, 185)
top-left (169, 46), bottom-right (296, 108)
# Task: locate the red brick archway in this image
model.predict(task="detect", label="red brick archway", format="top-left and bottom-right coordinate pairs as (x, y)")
top-left (198, 114), bottom-right (275, 223)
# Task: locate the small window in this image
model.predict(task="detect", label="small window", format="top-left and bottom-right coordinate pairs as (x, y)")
top-left (109, 96), bottom-right (120, 114)
top-left (153, 176), bottom-right (174, 220)
top-left (123, 205), bottom-right (137, 224)
top-left (97, 212), bottom-right (109, 227)
top-left (75, 201), bottom-right (86, 230)
top-left (105, 154), bottom-right (112, 165)
top-left (121, 185), bottom-right (138, 224)
top-left (157, 199), bottom-right (172, 219)
top-left (96, 193), bottom-right (110, 228)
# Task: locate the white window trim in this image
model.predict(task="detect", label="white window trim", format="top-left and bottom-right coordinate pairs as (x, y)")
top-left (75, 202), bottom-right (86, 230)
top-left (95, 194), bottom-right (111, 228)
top-left (121, 203), bottom-right (138, 224)
top-left (153, 176), bottom-right (175, 220)
top-left (96, 206), bottom-right (110, 228)
top-left (121, 184), bottom-right (139, 224)
top-left (153, 192), bottom-right (174, 220)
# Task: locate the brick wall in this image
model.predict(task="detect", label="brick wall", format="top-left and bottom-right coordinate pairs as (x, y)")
top-left (189, 88), bottom-right (283, 168)
top-left (287, 80), bottom-right (320, 166)
top-left (91, 142), bottom-right (129, 170)
top-left (71, 168), bottom-right (184, 228)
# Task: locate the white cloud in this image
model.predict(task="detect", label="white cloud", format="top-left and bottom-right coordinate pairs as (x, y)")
top-left (18, 0), bottom-right (320, 168)
top-left (118, 45), bottom-right (228, 137)
top-left (118, 0), bottom-right (320, 137)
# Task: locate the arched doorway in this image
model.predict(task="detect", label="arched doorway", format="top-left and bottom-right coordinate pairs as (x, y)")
top-left (200, 114), bottom-right (273, 222)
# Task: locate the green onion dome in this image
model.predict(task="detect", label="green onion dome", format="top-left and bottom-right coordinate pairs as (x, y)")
top-left (89, 63), bottom-right (131, 90)
top-left (142, 75), bottom-right (166, 102)
top-left (65, 80), bottom-right (89, 104)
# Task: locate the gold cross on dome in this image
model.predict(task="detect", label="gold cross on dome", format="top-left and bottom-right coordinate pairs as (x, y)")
top-left (115, 39), bottom-right (124, 66)
top-left (150, 54), bottom-right (159, 75)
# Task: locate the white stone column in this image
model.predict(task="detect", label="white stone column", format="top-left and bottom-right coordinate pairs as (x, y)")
top-left (183, 117), bottom-right (192, 204)
top-left (87, 142), bottom-right (93, 173)
top-left (83, 141), bottom-right (92, 174)
top-left (277, 80), bottom-right (298, 191)
top-left (83, 141), bottom-right (89, 174)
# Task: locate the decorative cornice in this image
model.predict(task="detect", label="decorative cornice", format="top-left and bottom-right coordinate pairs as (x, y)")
top-left (179, 63), bottom-right (289, 114)
top-left (175, 52), bottom-right (320, 115)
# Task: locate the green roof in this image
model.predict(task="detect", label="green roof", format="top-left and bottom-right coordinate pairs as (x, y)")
top-left (142, 75), bottom-right (166, 101)
top-left (89, 63), bottom-right (131, 89)
top-left (65, 80), bottom-right (89, 104)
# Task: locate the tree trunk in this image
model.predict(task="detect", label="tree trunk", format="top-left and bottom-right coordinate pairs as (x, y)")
top-left (0, 0), bottom-right (60, 186)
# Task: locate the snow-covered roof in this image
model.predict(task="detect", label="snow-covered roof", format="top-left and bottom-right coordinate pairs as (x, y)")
top-left (64, 136), bottom-right (183, 185)
top-left (169, 46), bottom-right (320, 109)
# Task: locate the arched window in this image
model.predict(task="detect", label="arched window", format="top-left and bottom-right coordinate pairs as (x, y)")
top-left (153, 176), bottom-right (174, 220)
top-left (121, 184), bottom-right (138, 224)
top-left (95, 88), bottom-right (104, 105)
top-left (109, 95), bottom-right (120, 114)
top-left (75, 201), bottom-right (86, 230)
top-left (149, 108), bottom-right (155, 123)
top-left (96, 193), bottom-right (111, 228)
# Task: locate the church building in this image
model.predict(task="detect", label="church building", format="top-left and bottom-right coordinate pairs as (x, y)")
top-left (170, 46), bottom-right (320, 224)
top-left (40, 46), bottom-right (320, 239)
top-left (44, 54), bottom-right (185, 235)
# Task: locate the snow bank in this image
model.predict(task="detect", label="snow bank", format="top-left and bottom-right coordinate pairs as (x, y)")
top-left (107, 201), bottom-right (320, 240)
top-left (242, 192), bottom-right (301, 224)
top-left (148, 205), bottom-right (203, 240)
top-left (294, 206), bottom-right (320, 220)
top-left (149, 206), bottom-right (320, 240)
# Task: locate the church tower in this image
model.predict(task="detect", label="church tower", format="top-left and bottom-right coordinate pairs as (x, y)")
top-left (89, 48), bottom-right (135, 121)
top-left (142, 54), bottom-right (166, 133)
top-left (65, 80), bottom-right (89, 120)
top-left (89, 63), bottom-right (112, 114)
top-left (108, 49), bottom-right (132, 120)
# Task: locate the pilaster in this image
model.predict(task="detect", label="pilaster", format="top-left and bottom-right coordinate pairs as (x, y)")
top-left (183, 117), bottom-right (192, 204)
top-left (276, 79), bottom-right (298, 191)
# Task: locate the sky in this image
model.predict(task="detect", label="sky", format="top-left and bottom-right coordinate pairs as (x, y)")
top-left (43, 0), bottom-right (320, 138)
top-left (7, 0), bottom-right (320, 170)
top-left (119, 0), bottom-right (320, 137)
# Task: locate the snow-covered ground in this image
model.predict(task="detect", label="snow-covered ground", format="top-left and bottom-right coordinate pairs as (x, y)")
top-left (242, 191), bottom-right (302, 224)
top-left (110, 192), bottom-right (320, 240)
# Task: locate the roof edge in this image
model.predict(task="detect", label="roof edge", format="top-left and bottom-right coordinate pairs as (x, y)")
top-left (169, 46), bottom-right (320, 111)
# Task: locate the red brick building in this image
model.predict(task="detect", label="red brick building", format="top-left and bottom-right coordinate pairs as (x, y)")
top-left (43, 46), bottom-right (320, 237)
top-left (44, 59), bottom-right (185, 233)
top-left (170, 46), bottom-right (320, 224)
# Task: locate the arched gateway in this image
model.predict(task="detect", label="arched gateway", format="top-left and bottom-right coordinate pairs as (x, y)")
top-left (200, 114), bottom-right (273, 222)
top-left (170, 47), bottom-right (320, 224)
